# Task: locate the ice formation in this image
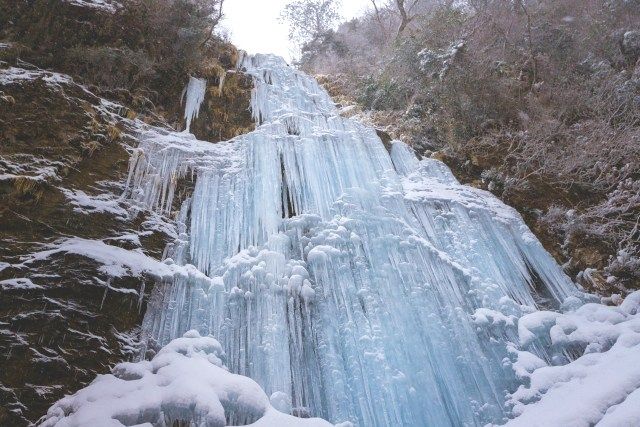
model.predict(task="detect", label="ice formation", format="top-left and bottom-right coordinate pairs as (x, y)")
top-left (42, 54), bottom-right (640, 426)
top-left (125, 54), bottom-right (576, 426)
top-left (182, 76), bottom-right (207, 133)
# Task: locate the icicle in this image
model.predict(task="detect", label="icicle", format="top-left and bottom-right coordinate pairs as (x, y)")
top-left (181, 76), bottom-right (207, 133)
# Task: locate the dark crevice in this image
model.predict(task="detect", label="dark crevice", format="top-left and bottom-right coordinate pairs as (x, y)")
top-left (280, 153), bottom-right (296, 219)
top-left (523, 259), bottom-right (556, 310)
top-left (376, 129), bottom-right (393, 153)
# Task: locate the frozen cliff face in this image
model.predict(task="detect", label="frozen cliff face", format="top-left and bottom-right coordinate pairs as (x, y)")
top-left (41, 53), bottom-right (640, 426)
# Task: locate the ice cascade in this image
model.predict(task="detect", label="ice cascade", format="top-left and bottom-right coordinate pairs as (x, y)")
top-left (46, 54), bottom-right (633, 426)
top-left (126, 54), bottom-right (580, 426)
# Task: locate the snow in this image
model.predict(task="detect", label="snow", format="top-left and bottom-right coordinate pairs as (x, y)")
top-left (599, 387), bottom-right (640, 427)
top-left (40, 330), bottom-right (335, 427)
top-left (0, 155), bottom-right (62, 183)
top-left (62, 0), bottom-right (122, 13)
top-left (14, 238), bottom-right (216, 289)
top-left (17, 238), bottom-right (170, 279)
top-left (62, 188), bottom-right (129, 218)
top-left (501, 291), bottom-right (640, 427)
top-left (0, 67), bottom-right (73, 87)
top-left (0, 278), bottom-right (42, 290)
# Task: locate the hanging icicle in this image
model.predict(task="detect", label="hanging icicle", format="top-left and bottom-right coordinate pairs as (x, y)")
top-left (181, 76), bottom-right (207, 133)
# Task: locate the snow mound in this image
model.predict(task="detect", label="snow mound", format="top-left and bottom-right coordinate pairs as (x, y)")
top-left (40, 330), bottom-right (335, 427)
top-left (502, 291), bottom-right (640, 426)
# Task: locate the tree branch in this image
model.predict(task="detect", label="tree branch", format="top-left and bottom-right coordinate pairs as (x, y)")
top-left (201, 0), bottom-right (225, 48)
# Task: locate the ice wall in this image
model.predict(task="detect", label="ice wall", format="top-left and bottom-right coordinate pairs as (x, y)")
top-left (121, 54), bottom-right (579, 426)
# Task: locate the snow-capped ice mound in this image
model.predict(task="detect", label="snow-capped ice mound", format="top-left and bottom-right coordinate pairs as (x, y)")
top-left (40, 330), bottom-right (335, 427)
top-left (500, 291), bottom-right (640, 426)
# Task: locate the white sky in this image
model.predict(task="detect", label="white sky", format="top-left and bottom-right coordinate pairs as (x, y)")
top-left (220, 0), bottom-right (372, 62)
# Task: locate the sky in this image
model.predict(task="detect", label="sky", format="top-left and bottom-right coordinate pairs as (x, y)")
top-left (220, 0), bottom-right (372, 62)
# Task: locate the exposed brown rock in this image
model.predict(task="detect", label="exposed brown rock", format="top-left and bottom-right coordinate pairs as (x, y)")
top-left (0, 68), bottom-right (171, 426)
top-left (179, 70), bottom-right (255, 142)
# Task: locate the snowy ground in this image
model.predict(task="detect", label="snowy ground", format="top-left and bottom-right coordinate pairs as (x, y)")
top-left (500, 291), bottom-right (640, 427)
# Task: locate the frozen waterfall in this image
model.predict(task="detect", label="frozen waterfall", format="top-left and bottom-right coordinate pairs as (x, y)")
top-left (45, 53), bottom-right (640, 427)
top-left (126, 54), bottom-right (577, 426)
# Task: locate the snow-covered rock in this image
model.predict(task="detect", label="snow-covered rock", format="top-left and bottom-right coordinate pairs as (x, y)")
top-left (502, 291), bottom-right (640, 426)
top-left (622, 30), bottom-right (640, 60)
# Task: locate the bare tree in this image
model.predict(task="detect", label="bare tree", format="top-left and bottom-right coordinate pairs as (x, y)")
top-left (369, 0), bottom-right (425, 40)
top-left (201, 0), bottom-right (226, 47)
top-left (369, 0), bottom-right (388, 35)
top-left (280, 0), bottom-right (342, 51)
top-left (395, 0), bottom-right (420, 38)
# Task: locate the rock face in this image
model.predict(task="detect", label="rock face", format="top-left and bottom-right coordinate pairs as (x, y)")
top-left (186, 71), bottom-right (255, 142)
top-left (622, 30), bottom-right (640, 62)
top-left (0, 66), bottom-right (171, 425)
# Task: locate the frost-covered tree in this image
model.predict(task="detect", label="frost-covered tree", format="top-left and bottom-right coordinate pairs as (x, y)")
top-left (280, 0), bottom-right (342, 51)
top-left (369, 0), bottom-right (444, 39)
